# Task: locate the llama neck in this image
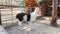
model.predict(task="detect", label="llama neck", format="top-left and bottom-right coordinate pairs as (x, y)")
top-left (30, 7), bottom-right (40, 21)
top-left (31, 7), bottom-right (39, 15)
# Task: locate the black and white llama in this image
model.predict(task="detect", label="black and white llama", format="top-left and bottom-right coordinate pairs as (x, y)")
top-left (16, 7), bottom-right (40, 31)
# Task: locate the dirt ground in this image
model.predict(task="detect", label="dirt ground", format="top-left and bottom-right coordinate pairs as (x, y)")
top-left (5, 17), bottom-right (60, 34)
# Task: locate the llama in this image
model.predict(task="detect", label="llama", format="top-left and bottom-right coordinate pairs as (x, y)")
top-left (16, 7), bottom-right (40, 31)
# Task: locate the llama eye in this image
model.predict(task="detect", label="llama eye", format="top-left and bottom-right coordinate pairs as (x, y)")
top-left (31, 11), bottom-right (34, 12)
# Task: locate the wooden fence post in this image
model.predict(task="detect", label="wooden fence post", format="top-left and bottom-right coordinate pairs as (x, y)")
top-left (0, 10), bottom-right (2, 25)
top-left (51, 0), bottom-right (58, 26)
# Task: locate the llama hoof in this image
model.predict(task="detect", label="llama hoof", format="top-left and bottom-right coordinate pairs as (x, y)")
top-left (18, 27), bottom-right (22, 30)
top-left (22, 27), bottom-right (28, 30)
top-left (25, 28), bottom-right (32, 31)
top-left (18, 28), bottom-right (21, 30)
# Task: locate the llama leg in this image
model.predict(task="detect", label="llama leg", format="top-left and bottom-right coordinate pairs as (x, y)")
top-left (23, 22), bottom-right (32, 31)
top-left (16, 19), bottom-right (22, 29)
top-left (31, 20), bottom-right (35, 23)
top-left (18, 21), bottom-right (22, 30)
top-left (28, 22), bottom-right (32, 31)
top-left (29, 22), bottom-right (32, 28)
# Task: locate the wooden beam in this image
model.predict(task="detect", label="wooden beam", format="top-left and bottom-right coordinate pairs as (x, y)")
top-left (41, 1), bottom-right (47, 16)
top-left (0, 5), bottom-right (36, 9)
top-left (0, 11), bottom-right (2, 25)
top-left (58, 0), bottom-right (60, 2)
top-left (0, 5), bottom-right (20, 8)
top-left (51, 0), bottom-right (58, 26)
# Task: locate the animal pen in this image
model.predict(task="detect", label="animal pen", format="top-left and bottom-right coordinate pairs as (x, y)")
top-left (0, 0), bottom-right (42, 27)
top-left (0, 0), bottom-right (60, 34)
top-left (0, 0), bottom-right (59, 27)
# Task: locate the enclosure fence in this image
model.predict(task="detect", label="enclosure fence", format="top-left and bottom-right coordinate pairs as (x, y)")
top-left (0, 8), bottom-right (22, 27)
top-left (0, 7), bottom-right (33, 27)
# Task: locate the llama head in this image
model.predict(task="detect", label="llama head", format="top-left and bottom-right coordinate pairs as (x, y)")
top-left (31, 7), bottom-right (40, 15)
top-left (20, 8), bottom-right (26, 13)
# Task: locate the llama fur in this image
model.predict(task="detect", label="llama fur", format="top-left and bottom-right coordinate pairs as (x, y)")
top-left (16, 7), bottom-right (40, 31)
